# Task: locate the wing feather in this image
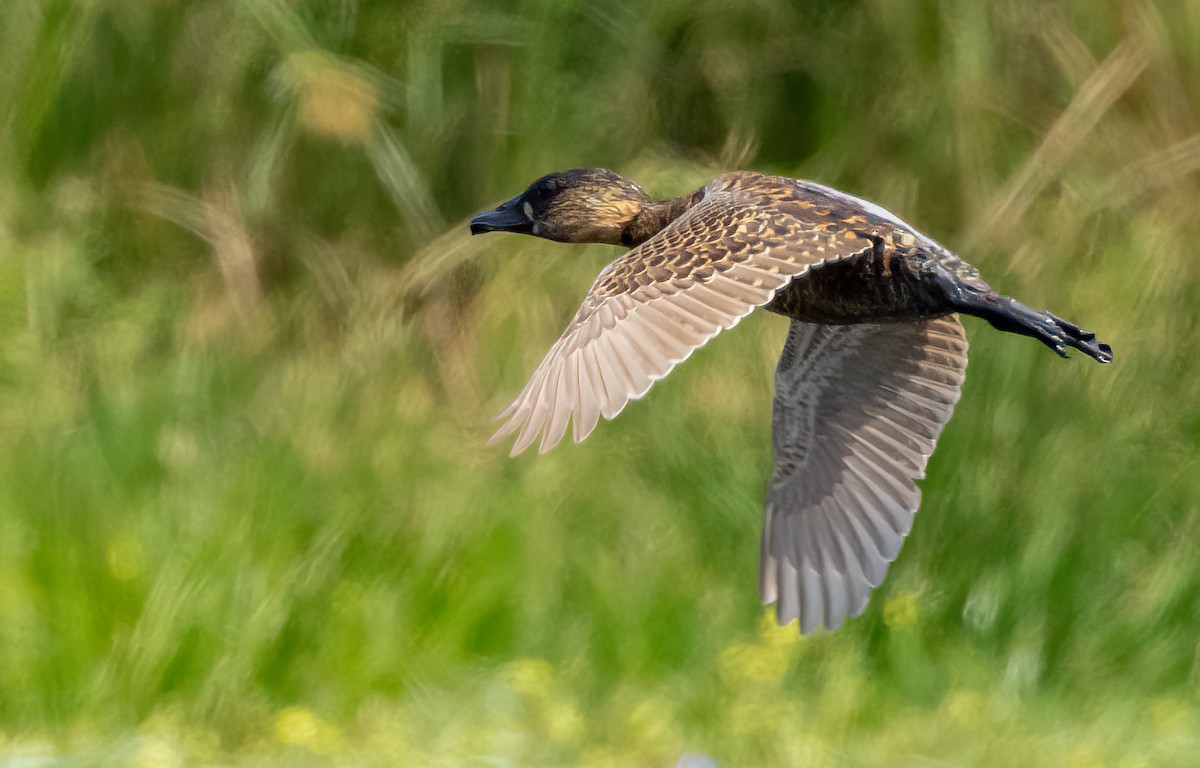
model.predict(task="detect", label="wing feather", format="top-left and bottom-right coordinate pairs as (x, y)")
top-left (491, 184), bottom-right (875, 452)
top-left (763, 316), bottom-right (968, 633)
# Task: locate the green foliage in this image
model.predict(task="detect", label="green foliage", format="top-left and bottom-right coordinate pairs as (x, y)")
top-left (1, 0), bottom-right (1198, 764)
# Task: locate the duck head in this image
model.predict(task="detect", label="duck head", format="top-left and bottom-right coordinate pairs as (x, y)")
top-left (470, 168), bottom-right (650, 245)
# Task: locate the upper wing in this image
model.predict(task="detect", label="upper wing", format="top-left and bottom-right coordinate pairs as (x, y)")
top-left (761, 316), bottom-right (968, 633)
top-left (490, 183), bottom-right (877, 455)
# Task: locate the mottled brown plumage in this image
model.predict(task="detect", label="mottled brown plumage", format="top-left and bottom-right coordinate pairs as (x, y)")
top-left (471, 168), bottom-right (1112, 634)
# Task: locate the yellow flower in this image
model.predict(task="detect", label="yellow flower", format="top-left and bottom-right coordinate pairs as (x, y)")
top-left (274, 706), bottom-right (341, 754)
top-left (544, 699), bottom-right (585, 743)
top-left (623, 695), bottom-right (677, 748)
top-left (883, 592), bottom-right (919, 630)
top-left (1149, 696), bottom-right (1192, 738)
top-left (718, 641), bottom-right (788, 685)
top-left (287, 51), bottom-right (378, 144)
top-left (134, 738), bottom-right (182, 768)
top-left (578, 746), bottom-right (626, 768)
top-left (504, 658), bottom-right (555, 700)
top-left (758, 607), bottom-right (804, 649)
top-left (106, 534), bottom-right (144, 582)
top-left (1064, 740), bottom-right (1105, 768)
top-left (944, 689), bottom-right (985, 727)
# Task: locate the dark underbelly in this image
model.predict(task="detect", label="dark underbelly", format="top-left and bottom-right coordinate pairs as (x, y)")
top-left (765, 251), bottom-right (950, 324)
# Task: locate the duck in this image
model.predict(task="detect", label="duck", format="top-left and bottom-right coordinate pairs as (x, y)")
top-left (470, 168), bottom-right (1112, 634)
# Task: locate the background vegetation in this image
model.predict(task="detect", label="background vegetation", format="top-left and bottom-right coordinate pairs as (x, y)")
top-left (2, 0), bottom-right (1198, 765)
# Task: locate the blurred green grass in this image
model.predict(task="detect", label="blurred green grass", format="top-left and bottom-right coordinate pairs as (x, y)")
top-left (2, 0), bottom-right (1200, 765)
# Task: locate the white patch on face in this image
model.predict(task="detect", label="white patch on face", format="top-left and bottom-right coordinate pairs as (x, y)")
top-left (531, 222), bottom-right (540, 235)
top-left (523, 201), bottom-right (534, 220)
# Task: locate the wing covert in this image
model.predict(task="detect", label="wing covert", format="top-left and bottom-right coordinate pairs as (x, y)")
top-left (490, 185), bottom-right (877, 455)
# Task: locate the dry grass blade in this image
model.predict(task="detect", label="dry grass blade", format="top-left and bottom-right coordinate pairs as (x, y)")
top-left (1092, 133), bottom-right (1200, 210)
top-left (138, 181), bottom-right (264, 314)
top-left (394, 224), bottom-right (489, 300)
top-left (968, 37), bottom-right (1148, 252)
top-left (366, 127), bottom-right (443, 246)
top-left (243, 0), bottom-right (317, 52)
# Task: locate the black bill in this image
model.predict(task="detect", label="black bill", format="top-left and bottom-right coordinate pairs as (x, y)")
top-left (470, 195), bottom-right (532, 235)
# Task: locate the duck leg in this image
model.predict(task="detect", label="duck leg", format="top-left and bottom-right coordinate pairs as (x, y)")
top-left (928, 268), bottom-right (1113, 363)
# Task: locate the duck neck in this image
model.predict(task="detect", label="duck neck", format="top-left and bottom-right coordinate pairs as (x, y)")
top-left (620, 191), bottom-right (703, 248)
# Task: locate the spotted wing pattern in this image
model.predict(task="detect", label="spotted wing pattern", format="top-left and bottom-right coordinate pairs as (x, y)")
top-left (490, 175), bottom-right (878, 455)
top-left (761, 316), bottom-right (968, 633)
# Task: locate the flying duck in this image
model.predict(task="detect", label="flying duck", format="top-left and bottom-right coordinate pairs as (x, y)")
top-left (471, 168), bottom-right (1112, 634)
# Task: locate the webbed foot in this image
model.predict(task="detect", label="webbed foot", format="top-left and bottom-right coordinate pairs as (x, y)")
top-left (1040, 312), bottom-right (1113, 363)
top-left (932, 271), bottom-right (1114, 364)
